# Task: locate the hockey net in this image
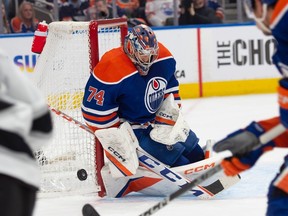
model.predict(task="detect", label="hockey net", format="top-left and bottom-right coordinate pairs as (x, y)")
top-left (33, 18), bottom-right (128, 197)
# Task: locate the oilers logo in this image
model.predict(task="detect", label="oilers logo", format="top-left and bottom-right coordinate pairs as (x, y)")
top-left (145, 77), bottom-right (167, 113)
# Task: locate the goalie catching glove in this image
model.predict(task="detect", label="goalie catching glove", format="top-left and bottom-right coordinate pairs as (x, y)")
top-left (150, 94), bottom-right (190, 145)
top-left (213, 122), bottom-right (274, 176)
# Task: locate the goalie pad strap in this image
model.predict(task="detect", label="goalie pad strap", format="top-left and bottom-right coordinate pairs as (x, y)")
top-left (120, 118), bottom-right (153, 129)
top-left (155, 115), bottom-right (175, 126)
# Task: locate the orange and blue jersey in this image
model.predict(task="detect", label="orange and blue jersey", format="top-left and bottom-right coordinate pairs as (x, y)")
top-left (270, 0), bottom-right (288, 75)
top-left (107, 0), bottom-right (139, 9)
top-left (10, 17), bottom-right (38, 33)
top-left (82, 42), bottom-right (180, 132)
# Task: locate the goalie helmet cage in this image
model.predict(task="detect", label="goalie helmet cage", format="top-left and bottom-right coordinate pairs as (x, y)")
top-left (33, 18), bottom-right (128, 198)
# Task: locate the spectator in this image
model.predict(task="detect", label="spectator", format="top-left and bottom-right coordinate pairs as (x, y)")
top-left (179, 0), bottom-right (222, 25)
top-left (59, 0), bottom-right (90, 21)
top-left (207, 0), bottom-right (224, 21)
top-left (145, 0), bottom-right (178, 26)
top-left (1, 3), bottom-right (10, 33)
top-left (107, 0), bottom-right (139, 18)
top-left (85, 0), bottom-right (131, 21)
top-left (84, 4), bottom-right (96, 20)
top-left (59, 0), bottom-right (75, 21)
top-left (103, 0), bottom-right (146, 26)
top-left (7, 0), bottom-right (34, 21)
top-left (9, 1), bottom-right (38, 33)
top-left (85, 0), bottom-right (116, 20)
top-left (69, 0), bottom-right (89, 17)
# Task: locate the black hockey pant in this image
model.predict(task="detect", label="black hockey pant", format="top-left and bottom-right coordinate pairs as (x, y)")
top-left (0, 174), bottom-right (37, 216)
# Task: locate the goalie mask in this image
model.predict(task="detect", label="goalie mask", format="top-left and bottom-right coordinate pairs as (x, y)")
top-left (243, 0), bottom-right (278, 35)
top-left (124, 24), bottom-right (159, 76)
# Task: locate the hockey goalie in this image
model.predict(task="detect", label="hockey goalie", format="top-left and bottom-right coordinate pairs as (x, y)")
top-left (81, 24), bottom-right (240, 198)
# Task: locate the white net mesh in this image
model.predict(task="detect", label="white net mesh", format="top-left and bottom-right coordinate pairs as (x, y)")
top-left (33, 20), bottom-right (127, 197)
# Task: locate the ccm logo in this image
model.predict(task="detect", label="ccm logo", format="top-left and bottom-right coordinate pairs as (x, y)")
top-left (158, 111), bottom-right (173, 120)
top-left (108, 146), bottom-right (126, 162)
top-left (184, 163), bottom-right (215, 174)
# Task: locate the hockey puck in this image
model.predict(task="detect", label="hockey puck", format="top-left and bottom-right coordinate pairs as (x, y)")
top-left (77, 169), bottom-right (88, 181)
top-left (82, 204), bottom-right (100, 216)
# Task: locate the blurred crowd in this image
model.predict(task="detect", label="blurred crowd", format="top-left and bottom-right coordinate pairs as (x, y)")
top-left (1, 0), bottom-right (227, 34)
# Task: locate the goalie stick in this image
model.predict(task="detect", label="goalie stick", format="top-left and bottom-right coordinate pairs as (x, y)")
top-left (82, 123), bottom-right (286, 216)
top-left (49, 106), bottom-right (239, 199)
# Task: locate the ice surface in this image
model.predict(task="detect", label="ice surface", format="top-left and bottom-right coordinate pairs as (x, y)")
top-left (34, 93), bottom-right (288, 216)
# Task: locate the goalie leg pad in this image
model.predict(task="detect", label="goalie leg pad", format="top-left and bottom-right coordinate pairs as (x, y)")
top-left (95, 122), bottom-right (139, 178)
top-left (135, 128), bottom-right (202, 166)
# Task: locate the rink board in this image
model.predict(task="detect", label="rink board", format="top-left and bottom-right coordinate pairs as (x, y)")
top-left (0, 23), bottom-right (280, 99)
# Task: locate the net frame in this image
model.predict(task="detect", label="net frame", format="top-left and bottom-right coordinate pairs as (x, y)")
top-left (33, 18), bottom-right (128, 198)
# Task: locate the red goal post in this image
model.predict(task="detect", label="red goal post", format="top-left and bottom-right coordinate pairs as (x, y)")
top-left (33, 18), bottom-right (128, 198)
top-left (89, 18), bottom-right (128, 197)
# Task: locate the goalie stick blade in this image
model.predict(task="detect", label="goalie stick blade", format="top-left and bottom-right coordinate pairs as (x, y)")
top-left (201, 174), bottom-right (241, 196)
top-left (82, 204), bottom-right (100, 216)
